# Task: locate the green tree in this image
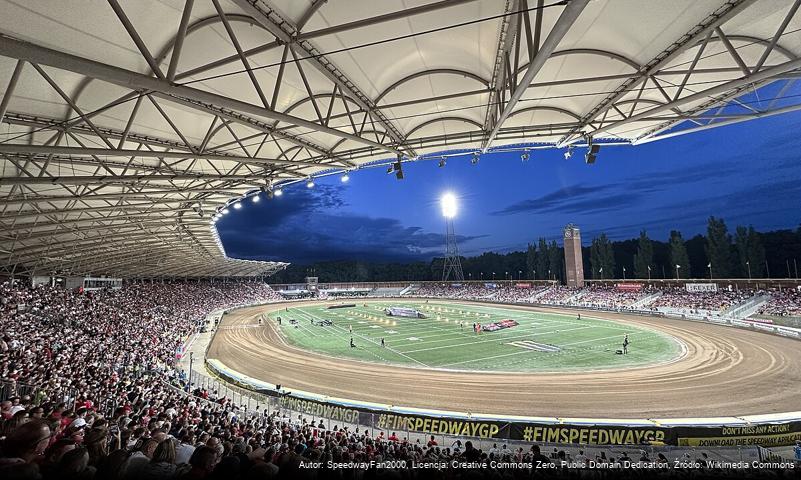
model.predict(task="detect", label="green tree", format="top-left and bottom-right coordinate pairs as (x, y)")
top-left (590, 234), bottom-right (615, 279)
top-left (526, 243), bottom-right (537, 279)
top-left (735, 225), bottom-right (768, 279)
top-left (734, 226), bottom-right (749, 278)
top-left (747, 226), bottom-right (766, 278)
top-left (633, 230), bottom-right (653, 279)
top-left (590, 237), bottom-right (602, 279)
top-left (548, 240), bottom-right (563, 282)
top-left (705, 216), bottom-right (733, 278)
top-left (601, 235), bottom-right (616, 279)
top-left (536, 237), bottom-right (549, 280)
top-left (669, 230), bottom-right (690, 279)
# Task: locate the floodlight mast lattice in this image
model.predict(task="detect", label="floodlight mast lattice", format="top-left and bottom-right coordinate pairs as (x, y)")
top-left (441, 193), bottom-right (464, 282)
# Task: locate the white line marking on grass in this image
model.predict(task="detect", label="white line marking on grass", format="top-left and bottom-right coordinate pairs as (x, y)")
top-left (400, 325), bottom-right (594, 354)
top-left (561, 334), bottom-right (627, 347)
top-left (301, 309), bottom-right (431, 368)
top-left (438, 349), bottom-right (538, 367)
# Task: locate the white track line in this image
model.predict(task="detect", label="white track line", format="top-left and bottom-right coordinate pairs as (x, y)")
top-left (299, 308), bottom-right (430, 367)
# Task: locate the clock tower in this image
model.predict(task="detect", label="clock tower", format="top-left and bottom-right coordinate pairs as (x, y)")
top-left (563, 224), bottom-right (584, 287)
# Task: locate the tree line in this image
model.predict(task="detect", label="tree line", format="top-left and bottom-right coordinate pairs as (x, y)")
top-left (268, 219), bottom-right (801, 284)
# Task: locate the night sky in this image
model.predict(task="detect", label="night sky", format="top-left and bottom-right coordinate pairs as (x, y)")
top-left (217, 92), bottom-right (801, 264)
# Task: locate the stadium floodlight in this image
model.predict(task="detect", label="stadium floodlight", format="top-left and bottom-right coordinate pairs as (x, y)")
top-left (521, 151), bottom-right (530, 162)
top-left (341, 172), bottom-right (350, 183)
top-left (222, 208), bottom-right (230, 215)
top-left (393, 160), bottom-right (404, 180)
top-left (274, 188), bottom-right (283, 197)
top-left (306, 178), bottom-right (315, 188)
top-left (252, 194), bottom-right (260, 203)
top-left (441, 192), bottom-right (458, 218)
top-left (564, 146), bottom-right (573, 159)
top-left (585, 144), bottom-right (600, 164)
top-left (233, 202), bottom-right (242, 209)
top-left (438, 158), bottom-right (446, 168)
top-left (471, 152), bottom-right (479, 165)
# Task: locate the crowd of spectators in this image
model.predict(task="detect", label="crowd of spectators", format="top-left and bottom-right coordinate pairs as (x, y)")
top-left (405, 283), bottom-right (801, 318)
top-left (416, 283), bottom-right (497, 300)
top-left (493, 286), bottom-right (549, 303)
top-left (415, 283), bottom-right (548, 303)
top-left (756, 289), bottom-right (801, 317)
top-left (533, 286), bottom-right (580, 305)
top-left (0, 280), bottom-right (290, 479)
top-left (649, 288), bottom-right (752, 314)
top-left (565, 286), bottom-right (643, 310)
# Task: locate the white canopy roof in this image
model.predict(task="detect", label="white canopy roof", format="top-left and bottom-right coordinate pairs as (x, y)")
top-left (0, 0), bottom-right (799, 277)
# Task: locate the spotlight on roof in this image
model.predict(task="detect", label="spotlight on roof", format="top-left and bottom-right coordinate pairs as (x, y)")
top-left (438, 158), bottom-right (446, 168)
top-left (306, 178), bottom-right (315, 188)
top-left (386, 165), bottom-right (394, 174)
top-left (471, 152), bottom-right (479, 165)
top-left (585, 138), bottom-right (600, 164)
top-left (521, 151), bottom-right (530, 162)
top-left (252, 194), bottom-right (260, 203)
top-left (341, 172), bottom-right (350, 183)
top-left (440, 192), bottom-right (458, 219)
top-left (273, 188), bottom-right (283, 197)
top-left (393, 158), bottom-right (404, 180)
top-left (222, 208), bottom-right (230, 215)
top-left (564, 146), bottom-right (573, 159)
top-left (233, 202), bottom-right (242, 209)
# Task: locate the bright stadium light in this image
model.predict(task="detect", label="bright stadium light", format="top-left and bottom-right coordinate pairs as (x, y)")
top-left (306, 178), bottom-right (315, 188)
top-left (222, 208), bottom-right (230, 215)
top-left (341, 172), bottom-right (350, 183)
top-left (441, 192), bottom-right (458, 218)
top-left (252, 194), bottom-right (260, 203)
top-left (233, 202), bottom-right (242, 209)
top-left (274, 188), bottom-right (283, 197)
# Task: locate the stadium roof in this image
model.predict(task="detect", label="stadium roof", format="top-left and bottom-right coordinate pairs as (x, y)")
top-left (1, 0), bottom-right (800, 278)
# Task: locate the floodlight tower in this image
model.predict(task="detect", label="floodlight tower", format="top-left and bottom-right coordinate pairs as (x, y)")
top-left (441, 193), bottom-right (465, 282)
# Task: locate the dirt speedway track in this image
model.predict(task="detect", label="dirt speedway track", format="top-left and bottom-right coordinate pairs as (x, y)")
top-left (207, 300), bottom-right (801, 418)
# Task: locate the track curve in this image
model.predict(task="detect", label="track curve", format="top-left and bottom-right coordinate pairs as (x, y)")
top-left (206, 300), bottom-right (801, 418)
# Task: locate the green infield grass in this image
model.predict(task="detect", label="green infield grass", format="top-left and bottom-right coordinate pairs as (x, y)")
top-left (266, 301), bottom-right (683, 372)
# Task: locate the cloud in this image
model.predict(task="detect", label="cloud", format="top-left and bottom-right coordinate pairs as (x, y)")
top-left (490, 160), bottom-right (740, 217)
top-left (245, 184), bottom-right (345, 228)
top-left (490, 183), bottom-right (617, 215)
top-left (219, 195), bottom-right (486, 263)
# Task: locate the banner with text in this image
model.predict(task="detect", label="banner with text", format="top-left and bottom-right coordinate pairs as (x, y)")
top-left (213, 361), bottom-right (801, 447)
top-left (685, 283), bottom-right (718, 292)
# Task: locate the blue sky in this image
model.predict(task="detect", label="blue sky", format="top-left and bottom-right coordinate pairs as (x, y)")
top-left (217, 106), bottom-right (801, 264)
